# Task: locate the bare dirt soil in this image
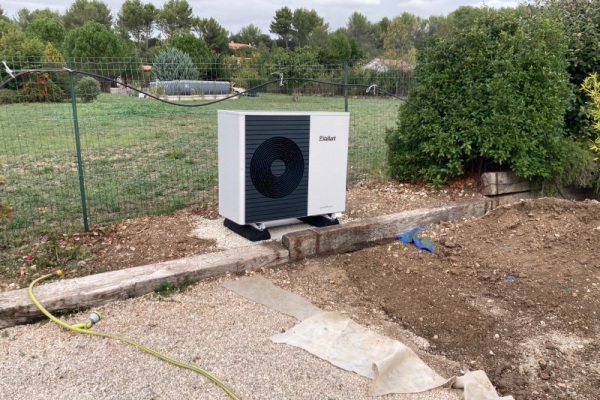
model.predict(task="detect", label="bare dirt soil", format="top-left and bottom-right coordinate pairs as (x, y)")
top-left (266, 197), bottom-right (600, 400)
top-left (1, 179), bottom-right (482, 290)
top-left (4, 179), bottom-right (599, 399)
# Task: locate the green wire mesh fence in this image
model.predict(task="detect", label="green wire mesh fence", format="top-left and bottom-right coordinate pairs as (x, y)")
top-left (0, 57), bottom-right (413, 241)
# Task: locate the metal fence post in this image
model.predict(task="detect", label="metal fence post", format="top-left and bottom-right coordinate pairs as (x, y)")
top-left (343, 60), bottom-right (348, 112)
top-left (68, 59), bottom-right (89, 232)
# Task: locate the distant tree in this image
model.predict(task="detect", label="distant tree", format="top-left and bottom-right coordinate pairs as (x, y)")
top-left (346, 12), bottom-right (376, 55)
top-left (0, 30), bottom-right (45, 59)
top-left (374, 17), bottom-right (390, 50)
top-left (169, 33), bottom-right (209, 63)
top-left (270, 6), bottom-right (294, 48)
top-left (141, 3), bottom-right (157, 51)
top-left (42, 42), bottom-right (68, 94)
top-left (14, 8), bottom-right (62, 30)
top-left (194, 17), bottom-right (229, 55)
top-left (0, 8), bottom-right (15, 40)
top-left (231, 24), bottom-right (271, 47)
top-left (383, 12), bottom-right (424, 62)
top-left (424, 15), bottom-right (450, 39)
top-left (307, 24), bottom-right (329, 49)
top-left (349, 37), bottom-right (366, 60)
top-left (156, 0), bottom-right (193, 40)
top-left (292, 8), bottom-right (324, 47)
top-left (328, 29), bottom-right (352, 60)
top-left (63, 21), bottom-right (127, 58)
top-left (267, 46), bottom-right (321, 79)
top-left (63, 0), bottom-right (113, 30)
top-left (42, 42), bottom-right (66, 64)
top-left (25, 18), bottom-right (66, 46)
top-left (117, 0), bottom-right (145, 45)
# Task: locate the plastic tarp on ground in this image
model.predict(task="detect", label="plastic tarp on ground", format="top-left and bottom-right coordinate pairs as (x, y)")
top-left (224, 276), bottom-right (514, 400)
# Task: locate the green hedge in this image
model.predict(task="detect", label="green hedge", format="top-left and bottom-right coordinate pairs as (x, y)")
top-left (386, 8), bottom-right (572, 186)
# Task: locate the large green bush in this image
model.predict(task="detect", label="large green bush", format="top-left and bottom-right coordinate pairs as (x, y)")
top-left (152, 47), bottom-right (199, 81)
top-left (386, 8), bottom-right (572, 186)
top-left (536, 0), bottom-right (600, 139)
top-left (76, 76), bottom-right (100, 102)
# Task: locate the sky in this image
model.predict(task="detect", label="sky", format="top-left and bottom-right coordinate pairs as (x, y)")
top-left (1, 0), bottom-right (521, 35)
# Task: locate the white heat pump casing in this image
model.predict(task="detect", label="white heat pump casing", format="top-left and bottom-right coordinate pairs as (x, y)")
top-left (218, 110), bottom-right (349, 225)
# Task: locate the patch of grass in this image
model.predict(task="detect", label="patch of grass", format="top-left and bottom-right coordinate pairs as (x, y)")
top-left (154, 276), bottom-right (192, 296)
top-left (154, 281), bottom-right (176, 295)
top-left (165, 150), bottom-right (186, 160)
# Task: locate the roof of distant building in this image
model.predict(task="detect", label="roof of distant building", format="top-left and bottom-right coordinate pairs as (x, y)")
top-left (363, 58), bottom-right (414, 72)
top-left (229, 41), bottom-right (252, 51)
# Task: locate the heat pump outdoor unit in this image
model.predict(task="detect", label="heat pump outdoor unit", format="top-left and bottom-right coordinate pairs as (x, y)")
top-left (218, 110), bottom-right (350, 240)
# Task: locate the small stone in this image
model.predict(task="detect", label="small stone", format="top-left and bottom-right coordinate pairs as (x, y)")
top-left (489, 350), bottom-right (495, 356)
top-left (539, 371), bottom-right (551, 380)
top-left (539, 360), bottom-right (548, 370)
top-left (433, 335), bottom-right (439, 340)
top-left (494, 334), bottom-right (500, 340)
top-left (540, 321), bottom-right (546, 327)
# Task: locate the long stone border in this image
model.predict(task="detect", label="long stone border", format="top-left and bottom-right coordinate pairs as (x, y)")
top-left (1, 196), bottom-right (524, 329)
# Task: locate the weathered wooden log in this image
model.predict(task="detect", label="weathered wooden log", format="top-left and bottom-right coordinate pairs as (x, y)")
top-left (283, 199), bottom-right (493, 260)
top-left (481, 171), bottom-right (530, 196)
top-left (0, 242), bottom-right (288, 329)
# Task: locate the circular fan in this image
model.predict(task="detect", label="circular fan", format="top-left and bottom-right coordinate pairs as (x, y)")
top-left (250, 137), bottom-right (305, 198)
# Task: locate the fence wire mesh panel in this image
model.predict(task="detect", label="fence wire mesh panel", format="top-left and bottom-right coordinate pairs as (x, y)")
top-left (0, 57), bottom-right (413, 241)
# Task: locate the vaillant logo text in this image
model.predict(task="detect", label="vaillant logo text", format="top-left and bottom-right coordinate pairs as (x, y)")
top-left (319, 136), bottom-right (336, 141)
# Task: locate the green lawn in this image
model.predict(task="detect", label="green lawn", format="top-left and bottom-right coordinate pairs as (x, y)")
top-left (0, 93), bottom-right (399, 239)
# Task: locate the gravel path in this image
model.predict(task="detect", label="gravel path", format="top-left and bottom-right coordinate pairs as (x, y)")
top-left (0, 275), bottom-right (459, 400)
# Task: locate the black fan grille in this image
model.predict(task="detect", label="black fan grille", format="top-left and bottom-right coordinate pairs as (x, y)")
top-left (250, 137), bottom-right (305, 198)
top-left (244, 115), bottom-right (310, 223)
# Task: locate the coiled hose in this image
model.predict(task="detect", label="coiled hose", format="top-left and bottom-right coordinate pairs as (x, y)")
top-left (28, 270), bottom-right (241, 400)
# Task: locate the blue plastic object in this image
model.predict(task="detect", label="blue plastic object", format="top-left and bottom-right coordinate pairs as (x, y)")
top-left (397, 227), bottom-right (435, 253)
top-left (398, 226), bottom-right (424, 243)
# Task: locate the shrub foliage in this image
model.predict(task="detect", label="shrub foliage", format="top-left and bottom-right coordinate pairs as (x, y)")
top-left (386, 8), bottom-right (571, 186)
top-left (152, 47), bottom-right (199, 81)
top-left (76, 76), bottom-right (100, 102)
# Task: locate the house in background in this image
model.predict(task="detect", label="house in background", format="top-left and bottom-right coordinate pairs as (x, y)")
top-left (228, 41), bottom-right (252, 51)
top-left (363, 58), bottom-right (414, 72)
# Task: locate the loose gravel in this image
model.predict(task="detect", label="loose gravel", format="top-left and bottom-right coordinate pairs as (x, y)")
top-left (0, 275), bottom-right (459, 400)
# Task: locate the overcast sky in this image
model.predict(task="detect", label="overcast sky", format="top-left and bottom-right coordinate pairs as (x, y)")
top-left (1, 0), bottom-right (521, 35)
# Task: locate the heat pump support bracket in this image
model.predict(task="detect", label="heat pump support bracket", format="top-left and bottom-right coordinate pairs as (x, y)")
top-left (224, 219), bottom-right (271, 242)
top-left (299, 214), bottom-right (340, 228)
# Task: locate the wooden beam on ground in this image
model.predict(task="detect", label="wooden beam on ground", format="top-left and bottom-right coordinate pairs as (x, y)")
top-left (283, 199), bottom-right (493, 260)
top-left (0, 242), bottom-right (288, 329)
top-left (481, 171), bottom-right (530, 196)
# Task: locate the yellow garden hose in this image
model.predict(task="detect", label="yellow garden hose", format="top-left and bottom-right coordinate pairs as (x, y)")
top-left (28, 270), bottom-right (241, 400)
